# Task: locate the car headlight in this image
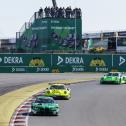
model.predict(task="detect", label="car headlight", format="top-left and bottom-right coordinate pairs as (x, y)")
top-left (46, 90), bottom-right (50, 94)
top-left (64, 91), bottom-right (67, 94)
top-left (31, 105), bottom-right (37, 109)
top-left (51, 107), bottom-right (58, 110)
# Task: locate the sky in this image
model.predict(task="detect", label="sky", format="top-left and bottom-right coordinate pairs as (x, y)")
top-left (0, 0), bottom-right (126, 38)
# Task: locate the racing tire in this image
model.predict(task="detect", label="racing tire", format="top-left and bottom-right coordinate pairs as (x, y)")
top-left (53, 112), bottom-right (59, 116)
top-left (55, 112), bottom-right (59, 116)
top-left (65, 96), bottom-right (71, 100)
top-left (118, 79), bottom-right (122, 85)
top-left (30, 111), bottom-right (36, 116)
top-left (100, 81), bottom-right (103, 84)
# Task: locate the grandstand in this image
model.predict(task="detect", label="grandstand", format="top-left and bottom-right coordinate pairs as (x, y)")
top-left (16, 0), bottom-right (82, 53)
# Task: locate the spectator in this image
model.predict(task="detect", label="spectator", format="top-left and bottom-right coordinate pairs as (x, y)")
top-left (77, 8), bottom-right (81, 18)
top-left (51, 7), bottom-right (55, 18)
top-left (58, 7), bottom-right (64, 18)
top-left (38, 7), bottom-right (43, 18)
top-left (65, 7), bottom-right (69, 18)
top-left (73, 8), bottom-right (77, 18)
top-left (37, 6), bottom-right (81, 19)
top-left (44, 7), bottom-right (51, 18)
top-left (61, 7), bottom-right (65, 18)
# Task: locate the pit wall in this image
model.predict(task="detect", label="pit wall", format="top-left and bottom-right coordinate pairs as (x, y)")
top-left (0, 54), bottom-right (125, 73)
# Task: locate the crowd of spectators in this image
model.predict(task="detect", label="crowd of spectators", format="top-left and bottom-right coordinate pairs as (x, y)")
top-left (37, 6), bottom-right (81, 18)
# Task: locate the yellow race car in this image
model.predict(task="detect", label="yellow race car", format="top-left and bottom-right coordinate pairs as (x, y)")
top-left (44, 83), bottom-right (71, 100)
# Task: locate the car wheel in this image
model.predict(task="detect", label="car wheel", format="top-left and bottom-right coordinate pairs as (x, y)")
top-left (53, 111), bottom-right (59, 116)
top-left (55, 112), bottom-right (59, 116)
top-left (100, 81), bottom-right (103, 84)
top-left (30, 111), bottom-right (36, 116)
top-left (65, 96), bottom-right (70, 100)
top-left (118, 79), bottom-right (122, 84)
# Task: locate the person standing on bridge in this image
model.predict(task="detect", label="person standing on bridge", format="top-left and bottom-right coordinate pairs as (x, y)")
top-left (38, 7), bottom-right (43, 18)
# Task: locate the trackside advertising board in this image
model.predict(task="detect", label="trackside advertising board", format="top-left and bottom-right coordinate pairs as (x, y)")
top-left (0, 54), bottom-right (51, 73)
top-left (52, 54), bottom-right (111, 72)
top-left (0, 54), bottom-right (125, 73)
top-left (113, 55), bottom-right (126, 71)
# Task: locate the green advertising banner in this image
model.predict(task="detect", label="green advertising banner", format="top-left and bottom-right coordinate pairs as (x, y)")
top-left (87, 54), bottom-right (112, 72)
top-left (17, 18), bottom-right (82, 52)
top-left (52, 54), bottom-right (112, 72)
top-left (0, 54), bottom-right (51, 67)
top-left (113, 54), bottom-right (126, 71)
top-left (1, 54), bottom-right (126, 73)
top-left (52, 54), bottom-right (86, 72)
top-left (49, 18), bottom-right (82, 50)
top-left (0, 67), bottom-right (50, 73)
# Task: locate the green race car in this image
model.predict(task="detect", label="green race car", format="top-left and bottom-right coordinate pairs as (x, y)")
top-left (31, 96), bottom-right (59, 116)
top-left (44, 83), bottom-right (71, 100)
top-left (100, 72), bottom-right (126, 84)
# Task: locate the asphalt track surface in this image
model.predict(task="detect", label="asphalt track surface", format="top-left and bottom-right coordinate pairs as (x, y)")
top-left (28, 81), bottom-right (126, 126)
top-left (0, 73), bottom-right (102, 95)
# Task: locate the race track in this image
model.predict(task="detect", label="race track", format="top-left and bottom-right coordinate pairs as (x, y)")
top-left (28, 81), bottom-right (126, 126)
top-left (0, 73), bottom-right (102, 95)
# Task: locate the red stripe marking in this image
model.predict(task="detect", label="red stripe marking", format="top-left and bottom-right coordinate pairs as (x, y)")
top-left (21, 106), bottom-right (30, 108)
top-left (15, 116), bottom-right (26, 119)
top-left (14, 116), bottom-right (24, 119)
top-left (25, 102), bottom-right (31, 104)
top-left (18, 110), bottom-right (28, 112)
top-left (14, 121), bottom-right (25, 123)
